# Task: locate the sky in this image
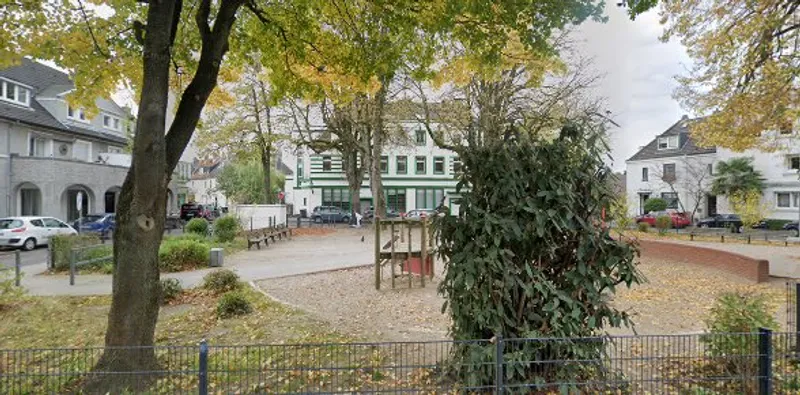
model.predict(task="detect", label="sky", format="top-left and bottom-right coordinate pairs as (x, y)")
top-left (572, 3), bottom-right (691, 171)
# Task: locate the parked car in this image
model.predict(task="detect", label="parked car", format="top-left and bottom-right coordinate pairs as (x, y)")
top-left (635, 211), bottom-right (691, 229)
top-left (180, 203), bottom-right (215, 221)
top-left (72, 213), bottom-right (115, 235)
top-left (311, 207), bottom-right (351, 223)
top-left (696, 214), bottom-right (744, 232)
top-left (363, 207), bottom-right (401, 220)
top-left (783, 221), bottom-right (799, 235)
top-left (0, 216), bottom-right (76, 251)
top-left (405, 209), bottom-right (437, 219)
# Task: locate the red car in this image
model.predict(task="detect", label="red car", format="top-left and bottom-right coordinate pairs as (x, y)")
top-left (635, 211), bottom-right (691, 229)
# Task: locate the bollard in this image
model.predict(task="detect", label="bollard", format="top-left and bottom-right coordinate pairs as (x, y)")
top-left (69, 249), bottom-right (76, 286)
top-left (721, 235), bottom-right (725, 243)
top-left (748, 235), bottom-right (751, 244)
top-left (209, 248), bottom-right (224, 267)
top-left (495, 335), bottom-right (504, 394)
top-left (296, 216), bottom-right (301, 228)
top-left (14, 250), bottom-right (21, 287)
top-left (758, 328), bottom-right (772, 395)
top-left (690, 233), bottom-right (694, 241)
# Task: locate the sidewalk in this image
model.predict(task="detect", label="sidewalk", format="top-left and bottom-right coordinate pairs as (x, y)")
top-left (18, 228), bottom-right (375, 296)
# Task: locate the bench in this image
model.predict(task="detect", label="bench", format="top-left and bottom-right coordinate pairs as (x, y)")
top-left (243, 225), bottom-right (293, 250)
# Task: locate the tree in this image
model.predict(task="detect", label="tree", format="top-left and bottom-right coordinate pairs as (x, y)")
top-left (656, 0), bottom-right (800, 150)
top-left (216, 159), bottom-right (284, 205)
top-left (2, 0), bottom-right (650, 387)
top-left (195, 69), bottom-right (287, 204)
top-left (728, 190), bottom-right (769, 231)
top-left (435, 122), bottom-right (642, 386)
top-left (712, 158), bottom-right (765, 196)
top-left (649, 156), bottom-right (714, 220)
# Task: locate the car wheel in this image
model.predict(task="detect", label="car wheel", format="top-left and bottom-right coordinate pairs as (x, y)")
top-left (314, 216), bottom-right (321, 223)
top-left (22, 238), bottom-right (36, 251)
top-left (738, 225), bottom-right (744, 234)
top-left (342, 216), bottom-right (350, 223)
top-left (700, 223), bottom-right (709, 228)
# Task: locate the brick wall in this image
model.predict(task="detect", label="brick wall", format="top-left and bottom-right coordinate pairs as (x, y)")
top-left (638, 239), bottom-right (769, 283)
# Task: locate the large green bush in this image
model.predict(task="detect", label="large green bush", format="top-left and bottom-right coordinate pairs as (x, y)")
top-left (643, 198), bottom-right (668, 213)
top-left (79, 245), bottom-right (114, 274)
top-left (703, 292), bottom-right (778, 378)
top-left (434, 126), bottom-right (642, 387)
top-left (215, 291), bottom-right (252, 318)
top-left (213, 216), bottom-right (240, 242)
top-left (158, 238), bottom-right (210, 272)
top-left (637, 222), bottom-right (650, 233)
top-left (51, 234), bottom-right (102, 271)
top-left (203, 269), bottom-right (240, 294)
top-left (185, 218), bottom-right (209, 235)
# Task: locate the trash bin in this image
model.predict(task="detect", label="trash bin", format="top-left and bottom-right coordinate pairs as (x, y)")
top-left (209, 248), bottom-right (224, 267)
top-left (300, 209), bottom-right (308, 218)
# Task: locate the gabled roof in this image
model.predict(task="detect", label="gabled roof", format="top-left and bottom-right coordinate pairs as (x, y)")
top-left (0, 58), bottom-right (127, 145)
top-left (627, 116), bottom-right (716, 161)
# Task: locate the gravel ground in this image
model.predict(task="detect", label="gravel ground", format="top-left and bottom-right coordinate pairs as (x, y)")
top-left (257, 257), bottom-right (787, 342)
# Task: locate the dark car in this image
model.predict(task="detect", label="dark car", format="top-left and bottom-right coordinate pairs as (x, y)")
top-left (311, 207), bottom-right (351, 223)
top-left (180, 203), bottom-right (214, 221)
top-left (71, 213), bottom-right (115, 234)
top-left (784, 221), bottom-right (799, 235)
top-left (697, 214), bottom-right (744, 233)
top-left (363, 207), bottom-right (401, 220)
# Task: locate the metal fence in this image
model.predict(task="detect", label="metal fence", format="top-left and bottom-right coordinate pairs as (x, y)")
top-left (3, 330), bottom-right (800, 394)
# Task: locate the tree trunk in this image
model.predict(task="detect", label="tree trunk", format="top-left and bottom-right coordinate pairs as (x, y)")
top-left (369, 82), bottom-right (389, 217)
top-left (251, 85), bottom-right (272, 204)
top-left (342, 148), bottom-right (365, 224)
top-left (89, 0), bottom-right (175, 391)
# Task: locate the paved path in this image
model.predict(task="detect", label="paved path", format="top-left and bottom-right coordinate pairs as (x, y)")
top-left (659, 239), bottom-right (800, 278)
top-left (17, 228), bottom-right (375, 296)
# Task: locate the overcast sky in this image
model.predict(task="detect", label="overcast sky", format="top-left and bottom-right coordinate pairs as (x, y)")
top-left (572, 3), bottom-right (691, 171)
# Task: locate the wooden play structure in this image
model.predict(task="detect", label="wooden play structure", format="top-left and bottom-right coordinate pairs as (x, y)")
top-left (374, 217), bottom-right (436, 290)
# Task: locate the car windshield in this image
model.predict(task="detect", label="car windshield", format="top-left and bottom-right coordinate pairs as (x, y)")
top-left (0, 219), bottom-right (23, 229)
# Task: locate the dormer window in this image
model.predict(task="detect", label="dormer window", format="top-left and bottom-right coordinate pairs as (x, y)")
top-left (657, 135), bottom-right (679, 150)
top-left (67, 106), bottom-right (89, 123)
top-left (0, 79), bottom-right (31, 106)
top-left (103, 114), bottom-right (121, 131)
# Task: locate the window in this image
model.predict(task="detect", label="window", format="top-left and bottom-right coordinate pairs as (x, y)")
top-left (708, 163), bottom-right (713, 175)
top-left (321, 188), bottom-right (350, 211)
top-left (777, 192), bottom-right (792, 208)
top-left (657, 135), bottom-right (679, 150)
top-left (415, 156), bottom-right (426, 174)
top-left (297, 160), bottom-right (304, 187)
top-left (415, 129), bottom-right (426, 146)
top-left (0, 80), bottom-right (30, 106)
top-left (433, 157), bottom-right (445, 174)
top-left (661, 192), bottom-right (679, 209)
top-left (28, 136), bottom-right (46, 157)
top-left (790, 156), bottom-right (800, 170)
top-left (114, 118), bottom-right (120, 130)
top-left (322, 155), bottom-right (332, 171)
top-left (67, 106), bottom-right (89, 123)
top-left (380, 155), bottom-right (388, 174)
top-left (662, 163), bottom-right (676, 181)
top-left (29, 219), bottom-right (44, 228)
top-left (107, 147), bottom-right (122, 154)
top-left (416, 188), bottom-right (444, 209)
top-left (642, 167), bottom-right (649, 182)
top-left (103, 114), bottom-right (121, 131)
top-left (396, 156), bottom-right (407, 174)
top-left (385, 188), bottom-right (406, 212)
top-left (103, 115), bottom-right (111, 127)
top-left (452, 156), bottom-right (462, 175)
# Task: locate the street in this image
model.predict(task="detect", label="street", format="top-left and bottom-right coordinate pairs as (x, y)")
top-left (0, 247), bottom-right (48, 269)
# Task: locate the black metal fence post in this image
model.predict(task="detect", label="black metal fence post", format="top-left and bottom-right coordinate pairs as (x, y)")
top-left (795, 283), bottom-right (800, 352)
top-left (14, 250), bottom-right (21, 286)
top-left (198, 339), bottom-right (208, 395)
top-left (495, 335), bottom-right (504, 395)
top-left (758, 327), bottom-right (772, 395)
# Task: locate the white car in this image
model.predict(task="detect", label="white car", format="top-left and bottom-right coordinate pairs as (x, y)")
top-left (0, 216), bottom-right (77, 251)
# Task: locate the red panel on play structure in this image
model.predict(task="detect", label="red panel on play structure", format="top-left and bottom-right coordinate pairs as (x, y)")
top-left (403, 256), bottom-right (433, 276)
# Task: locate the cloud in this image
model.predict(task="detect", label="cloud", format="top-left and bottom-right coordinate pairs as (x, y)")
top-left (571, 3), bottom-right (691, 171)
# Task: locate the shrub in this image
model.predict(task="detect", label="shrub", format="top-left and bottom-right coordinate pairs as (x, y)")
top-left (643, 198), bottom-right (668, 213)
top-left (213, 216), bottom-right (240, 243)
top-left (765, 219), bottom-right (792, 231)
top-left (216, 291), bottom-right (252, 318)
top-left (185, 218), bottom-right (209, 236)
top-left (159, 278), bottom-right (183, 305)
top-left (703, 292), bottom-right (778, 378)
top-left (80, 245), bottom-right (114, 274)
top-left (51, 234), bottom-right (102, 271)
top-left (203, 269), bottom-right (240, 294)
top-left (158, 238), bottom-right (210, 272)
top-left (655, 215), bottom-right (672, 234)
top-left (637, 222), bottom-right (650, 233)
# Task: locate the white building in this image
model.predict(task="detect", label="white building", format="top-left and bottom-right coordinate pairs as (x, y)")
top-left (188, 160), bottom-right (228, 208)
top-left (283, 123), bottom-right (461, 216)
top-left (626, 115), bottom-right (800, 221)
